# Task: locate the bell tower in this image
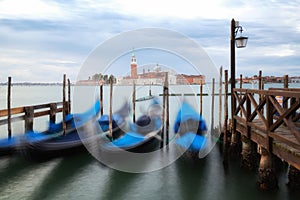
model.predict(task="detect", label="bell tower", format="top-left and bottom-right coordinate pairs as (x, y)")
top-left (131, 51), bottom-right (137, 78)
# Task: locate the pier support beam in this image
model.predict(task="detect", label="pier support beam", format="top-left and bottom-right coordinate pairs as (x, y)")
top-left (229, 130), bottom-right (241, 159)
top-left (24, 106), bottom-right (34, 132)
top-left (240, 135), bottom-right (258, 171)
top-left (288, 165), bottom-right (300, 190)
top-left (257, 147), bottom-right (278, 190)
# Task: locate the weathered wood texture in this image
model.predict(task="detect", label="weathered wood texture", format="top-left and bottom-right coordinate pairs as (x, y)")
top-left (232, 88), bottom-right (300, 170)
top-left (0, 101), bottom-right (68, 136)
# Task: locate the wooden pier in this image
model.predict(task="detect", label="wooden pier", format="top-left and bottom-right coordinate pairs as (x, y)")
top-left (229, 85), bottom-right (300, 190)
top-left (0, 75), bottom-right (71, 137)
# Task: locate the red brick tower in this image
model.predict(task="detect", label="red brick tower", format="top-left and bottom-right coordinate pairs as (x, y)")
top-left (131, 52), bottom-right (137, 78)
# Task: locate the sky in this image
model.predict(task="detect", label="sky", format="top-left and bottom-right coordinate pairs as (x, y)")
top-left (0, 0), bottom-right (300, 83)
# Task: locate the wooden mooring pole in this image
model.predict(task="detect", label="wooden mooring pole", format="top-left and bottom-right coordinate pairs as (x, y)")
top-left (132, 81), bottom-right (136, 123)
top-left (284, 74), bottom-right (289, 89)
top-left (67, 78), bottom-right (71, 114)
top-left (160, 73), bottom-right (169, 148)
top-left (100, 81), bottom-right (103, 116)
top-left (219, 67), bottom-right (223, 131)
top-left (200, 80), bottom-right (203, 116)
top-left (109, 75), bottom-right (113, 139)
top-left (223, 70), bottom-right (229, 166)
top-left (165, 72), bottom-right (169, 146)
top-left (62, 74), bottom-right (66, 135)
top-left (7, 77), bottom-right (12, 138)
top-left (258, 70), bottom-right (263, 112)
top-left (283, 75), bottom-right (289, 109)
top-left (210, 78), bottom-right (215, 131)
top-left (239, 74), bottom-right (242, 117)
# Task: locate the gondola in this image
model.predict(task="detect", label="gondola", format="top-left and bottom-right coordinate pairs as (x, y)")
top-left (135, 95), bottom-right (154, 102)
top-left (0, 137), bottom-right (19, 156)
top-left (100, 98), bottom-right (162, 154)
top-left (173, 101), bottom-right (207, 159)
top-left (20, 101), bottom-right (129, 161)
top-left (0, 101), bottom-right (99, 157)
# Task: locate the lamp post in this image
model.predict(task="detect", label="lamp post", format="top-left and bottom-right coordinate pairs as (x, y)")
top-left (230, 18), bottom-right (248, 153)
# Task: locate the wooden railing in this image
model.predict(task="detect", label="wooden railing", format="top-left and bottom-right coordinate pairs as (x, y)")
top-left (0, 101), bottom-right (70, 137)
top-left (233, 88), bottom-right (300, 152)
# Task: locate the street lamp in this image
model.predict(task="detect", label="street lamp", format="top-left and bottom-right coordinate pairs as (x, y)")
top-left (230, 18), bottom-right (248, 148)
top-left (231, 18), bottom-right (248, 94)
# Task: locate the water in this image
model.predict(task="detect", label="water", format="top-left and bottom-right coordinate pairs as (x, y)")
top-left (0, 84), bottom-right (300, 200)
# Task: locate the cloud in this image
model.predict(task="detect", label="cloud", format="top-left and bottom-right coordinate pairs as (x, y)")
top-left (0, 0), bottom-right (300, 82)
top-left (0, 0), bottom-right (69, 20)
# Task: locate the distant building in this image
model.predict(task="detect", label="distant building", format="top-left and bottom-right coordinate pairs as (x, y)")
top-left (176, 74), bottom-right (205, 84)
top-left (131, 52), bottom-right (137, 78)
top-left (116, 52), bottom-right (205, 85)
top-left (117, 53), bottom-right (176, 85)
top-left (290, 77), bottom-right (300, 83)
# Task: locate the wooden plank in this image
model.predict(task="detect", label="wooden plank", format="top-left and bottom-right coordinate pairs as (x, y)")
top-left (269, 88), bottom-right (300, 92)
top-left (250, 130), bottom-right (268, 150)
top-left (248, 121), bottom-right (266, 133)
top-left (272, 143), bottom-right (300, 171)
top-left (235, 88), bottom-right (300, 98)
top-left (0, 107), bottom-right (25, 117)
top-left (234, 115), bottom-right (246, 124)
top-left (234, 92), bottom-right (247, 116)
top-left (33, 103), bottom-right (51, 110)
top-left (270, 99), bottom-right (300, 131)
top-left (269, 95), bottom-right (300, 143)
top-left (0, 115), bottom-right (25, 125)
top-left (248, 94), bottom-right (267, 127)
top-left (269, 132), bottom-right (300, 150)
top-left (34, 110), bottom-right (51, 118)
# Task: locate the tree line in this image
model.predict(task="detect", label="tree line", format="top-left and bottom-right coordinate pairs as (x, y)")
top-left (88, 73), bottom-right (116, 84)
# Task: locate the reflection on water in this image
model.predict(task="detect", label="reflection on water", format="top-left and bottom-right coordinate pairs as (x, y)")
top-left (0, 145), bottom-right (299, 200)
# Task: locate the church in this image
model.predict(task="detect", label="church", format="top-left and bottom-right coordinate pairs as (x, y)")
top-left (116, 52), bottom-right (205, 85)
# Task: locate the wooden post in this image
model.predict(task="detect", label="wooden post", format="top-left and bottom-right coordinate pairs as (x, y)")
top-left (283, 75), bottom-right (289, 89)
top-left (7, 77), bottom-right (12, 138)
top-left (283, 75), bottom-right (289, 109)
top-left (239, 74), bottom-right (243, 117)
top-left (109, 75), bottom-right (113, 139)
top-left (49, 103), bottom-right (57, 124)
top-left (160, 75), bottom-right (166, 148)
top-left (230, 73), bottom-right (241, 159)
top-left (210, 78), bottom-right (215, 131)
top-left (258, 70), bottom-right (262, 90)
top-left (62, 74), bottom-right (66, 135)
top-left (67, 78), bottom-right (71, 114)
top-left (223, 70), bottom-right (229, 166)
top-left (258, 70), bottom-right (262, 104)
top-left (200, 80), bottom-right (203, 116)
top-left (165, 72), bottom-right (169, 146)
top-left (239, 74), bottom-right (243, 89)
top-left (149, 83), bottom-right (152, 96)
top-left (100, 81), bottom-right (103, 116)
top-left (24, 106), bottom-right (34, 132)
top-left (132, 81), bottom-right (136, 123)
top-left (219, 67), bottom-right (223, 132)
